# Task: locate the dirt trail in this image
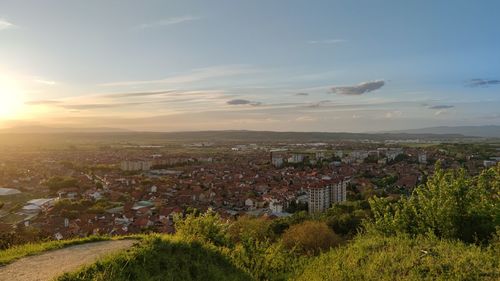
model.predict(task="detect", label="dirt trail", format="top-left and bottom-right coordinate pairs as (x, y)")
top-left (0, 239), bottom-right (136, 281)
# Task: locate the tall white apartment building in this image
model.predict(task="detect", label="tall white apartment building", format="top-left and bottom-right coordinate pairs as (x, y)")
top-left (418, 153), bottom-right (427, 164)
top-left (308, 179), bottom-right (349, 213)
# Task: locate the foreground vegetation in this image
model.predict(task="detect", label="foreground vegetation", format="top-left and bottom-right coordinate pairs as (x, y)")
top-left (295, 233), bottom-right (500, 281)
top-left (57, 235), bottom-right (251, 281)
top-left (1, 163), bottom-right (498, 280)
top-left (0, 235), bottom-right (112, 266)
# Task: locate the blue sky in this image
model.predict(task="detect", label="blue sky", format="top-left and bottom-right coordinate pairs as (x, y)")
top-left (0, 0), bottom-right (498, 131)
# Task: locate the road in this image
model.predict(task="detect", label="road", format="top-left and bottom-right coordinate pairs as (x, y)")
top-left (0, 239), bottom-right (136, 281)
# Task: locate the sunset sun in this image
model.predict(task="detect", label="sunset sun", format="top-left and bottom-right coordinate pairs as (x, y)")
top-left (0, 78), bottom-right (24, 118)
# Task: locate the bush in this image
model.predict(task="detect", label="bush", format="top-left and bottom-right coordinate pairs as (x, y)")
top-left (174, 210), bottom-right (229, 246)
top-left (322, 201), bottom-right (371, 237)
top-left (228, 216), bottom-right (274, 243)
top-left (282, 221), bottom-right (341, 255)
top-left (294, 233), bottom-right (500, 281)
top-left (227, 238), bottom-right (306, 281)
top-left (369, 163), bottom-right (500, 243)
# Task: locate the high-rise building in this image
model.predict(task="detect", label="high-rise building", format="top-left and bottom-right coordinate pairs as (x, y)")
top-left (308, 179), bottom-right (349, 213)
top-left (418, 153), bottom-right (427, 164)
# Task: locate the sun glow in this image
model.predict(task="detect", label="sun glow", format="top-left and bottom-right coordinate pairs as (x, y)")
top-left (0, 76), bottom-right (25, 118)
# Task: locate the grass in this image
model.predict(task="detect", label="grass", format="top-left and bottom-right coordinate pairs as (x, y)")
top-left (294, 233), bottom-right (500, 281)
top-left (0, 235), bottom-right (125, 266)
top-left (56, 234), bottom-right (251, 281)
top-left (2, 232), bottom-right (499, 281)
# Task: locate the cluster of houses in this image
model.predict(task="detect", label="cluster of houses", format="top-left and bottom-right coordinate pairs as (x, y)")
top-left (1, 141), bottom-right (496, 240)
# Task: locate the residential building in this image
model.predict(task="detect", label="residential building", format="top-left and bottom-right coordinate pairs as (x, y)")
top-left (308, 179), bottom-right (349, 213)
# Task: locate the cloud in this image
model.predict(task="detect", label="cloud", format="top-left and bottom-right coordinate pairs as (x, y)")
top-left (34, 78), bottom-right (56, 85)
top-left (385, 111), bottom-right (402, 119)
top-left (428, 105), bottom-right (454, 109)
top-left (295, 93), bottom-right (309, 96)
top-left (330, 80), bottom-right (385, 95)
top-left (296, 116), bottom-right (317, 122)
top-left (102, 90), bottom-right (175, 98)
top-left (100, 65), bottom-right (257, 87)
top-left (0, 19), bottom-right (15, 30)
top-left (466, 79), bottom-right (500, 87)
top-left (434, 110), bottom-right (448, 116)
top-left (135, 16), bottom-right (199, 29)
top-left (308, 39), bottom-right (346, 44)
top-left (304, 100), bottom-right (331, 108)
top-left (60, 102), bottom-right (146, 110)
top-left (428, 105), bottom-right (454, 116)
top-left (226, 99), bottom-right (261, 106)
top-left (25, 100), bottom-right (62, 105)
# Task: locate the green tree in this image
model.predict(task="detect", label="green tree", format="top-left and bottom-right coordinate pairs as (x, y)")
top-left (44, 176), bottom-right (78, 193)
top-left (174, 210), bottom-right (229, 246)
top-left (228, 216), bottom-right (274, 243)
top-left (369, 163), bottom-right (500, 243)
top-left (282, 221), bottom-right (341, 255)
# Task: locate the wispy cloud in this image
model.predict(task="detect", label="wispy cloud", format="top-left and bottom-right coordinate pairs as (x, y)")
top-left (434, 110), bottom-right (449, 116)
top-left (100, 65), bottom-right (258, 87)
top-left (0, 19), bottom-right (15, 30)
top-left (135, 16), bottom-right (200, 29)
top-left (101, 90), bottom-right (175, 98)
top-left (296, 116), bottom-right (317, 122)
top-left (330, 80), bottom-right (385, 95)
top-left (294, 92), bottom-right (309, 96)
top-left (304, 100), bottom-right (331, 108)
top-left (428, 105), bottom-right (454, 109)
top-left (25, 100), bottom-right (62, 106)
top-left (466, 78), bottom-right (500, 87)
top-left (385, 111), bottom-right (402, 119)
top-left (34, 78), bottom-right (57, 85)
top-left (60, 102), bottom-right (146, 110)
top-left (308, 39), bottom-right (346, 44)
top-left (25, 89), bottom-right (232, 114)
top-left (226, 99), bottom-right (262, 106)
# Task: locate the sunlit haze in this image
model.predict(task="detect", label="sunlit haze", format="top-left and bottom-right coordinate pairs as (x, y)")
top-left (0, 0), bottom-right (499, 132)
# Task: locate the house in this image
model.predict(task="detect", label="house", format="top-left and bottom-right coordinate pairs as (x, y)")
top-left (245, 198), bottom-right (255, 210)
top-left (21, 198), bottom-right (55, 214)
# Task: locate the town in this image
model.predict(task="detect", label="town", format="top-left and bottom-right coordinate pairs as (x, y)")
top-left (0, 134), bottom-right (498, 243)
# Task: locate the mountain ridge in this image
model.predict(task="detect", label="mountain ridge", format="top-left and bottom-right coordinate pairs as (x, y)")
top-left (385, 125), bottom-right (500, 138)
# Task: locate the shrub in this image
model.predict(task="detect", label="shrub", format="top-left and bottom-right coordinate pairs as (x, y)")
top-left (228, 216), bottom-right (274, 243)
top-left (227, 238), bottom-right (306, 281)
top-left (282, 221), bottom-right (341, 255)
top-left (369, 163), bottom-right (500, 243)
top-left (174, 210), bottom-right (229, 246)
top-left (294, 233), bottom-right (500, 281)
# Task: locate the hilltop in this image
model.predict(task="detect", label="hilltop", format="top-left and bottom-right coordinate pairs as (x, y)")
top-left (387, 125), bottom-right (500, 138)
top-left (0, 128), bottom-right (478, 145)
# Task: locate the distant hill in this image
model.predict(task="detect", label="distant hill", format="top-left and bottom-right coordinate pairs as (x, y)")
top-left (0, 125), bottom-right (131, 134)
top-left (130, 130), bottom-right (471, 142)
top-left (0, 127), bottom-right (478, 144)
top-left (387, 125), bottom-right (500, 138)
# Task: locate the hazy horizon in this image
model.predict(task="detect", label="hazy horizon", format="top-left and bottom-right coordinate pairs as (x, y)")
top-left (1, 0), bottom-right (499, 132)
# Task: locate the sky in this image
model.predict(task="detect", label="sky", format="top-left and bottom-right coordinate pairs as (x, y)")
top-left (0, 0), bottom-right (499, 132)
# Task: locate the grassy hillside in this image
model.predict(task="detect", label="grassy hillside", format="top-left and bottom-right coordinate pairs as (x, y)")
top-left (49, 232), bottom-right (499, 281)
top-left (295, 233), bottom-right (500, 281)
top-left (56, 235), bottom-right (251, 281)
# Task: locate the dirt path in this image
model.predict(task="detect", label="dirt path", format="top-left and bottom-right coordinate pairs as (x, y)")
top-left (0, 239), bottom-right (136, 281)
